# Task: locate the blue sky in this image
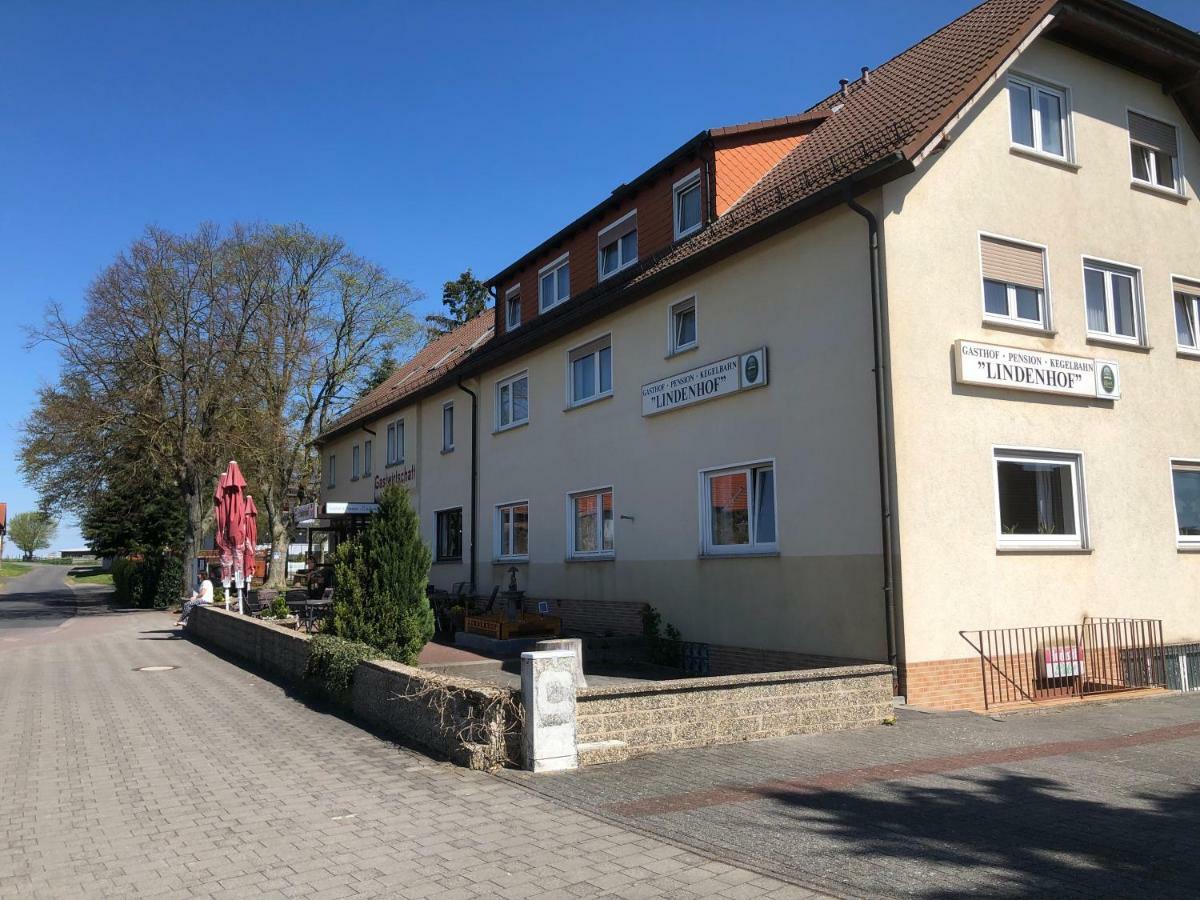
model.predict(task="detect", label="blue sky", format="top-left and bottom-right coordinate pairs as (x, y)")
top-left (1, 0), bottom-right (1196, 554)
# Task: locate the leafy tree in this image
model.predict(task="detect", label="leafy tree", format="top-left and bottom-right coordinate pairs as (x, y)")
top-left (79, 439), bottom-right (188, 557)
top-left (425, 268), bottom-right (489, 337)
top-left (8, 512), bottom-right (56, 560)
top-left (358, 355), bottom-right (398, 398)
top-left (331, 485), bottom-right (433, 663)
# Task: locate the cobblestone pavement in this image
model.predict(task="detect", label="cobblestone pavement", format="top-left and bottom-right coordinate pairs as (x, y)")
top-left (502, 693), bottom-right (1200, 898)
top-left (0, 567), bottom-right (819, 900)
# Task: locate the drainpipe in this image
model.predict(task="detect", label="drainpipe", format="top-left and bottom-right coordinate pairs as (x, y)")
top-left (457, 375), bottom-right (479, 593)
top-left (847, 197), bottom-right (898, 676)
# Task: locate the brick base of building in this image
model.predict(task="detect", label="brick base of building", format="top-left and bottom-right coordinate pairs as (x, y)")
top-left (901, 657), bottom-right (987, 710)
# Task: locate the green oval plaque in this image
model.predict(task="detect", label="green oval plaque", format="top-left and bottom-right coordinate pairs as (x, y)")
top-left (1100, 365), bottom-right (1115, 394)
top-left (745, 355), bottom-right (760, 384)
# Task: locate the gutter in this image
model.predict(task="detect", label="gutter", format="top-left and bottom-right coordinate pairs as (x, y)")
top-left (846, 197), bottom-right (899, 678)
top-left (457, 376), bottom-right (479, 592)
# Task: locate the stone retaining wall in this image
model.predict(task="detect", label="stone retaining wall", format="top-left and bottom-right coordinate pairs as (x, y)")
top-left (576, 664), bottom-right (894, 761)
top-left (189, 606), bottom-right (519, 769)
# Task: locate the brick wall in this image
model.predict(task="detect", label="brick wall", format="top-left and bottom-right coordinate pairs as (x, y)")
top-left (576, 664), bottom-right (893, 762)
top-left (547, 597), bottom-right (646, 637)
top-left (902, 657), bottom-right (987, 710)
top-left (189, 604), bottom-right (310, 682)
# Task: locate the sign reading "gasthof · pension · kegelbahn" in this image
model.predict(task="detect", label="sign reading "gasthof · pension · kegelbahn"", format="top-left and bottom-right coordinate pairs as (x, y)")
top-left (954, 340), bottom-right (1121, 400)
top-left (641, 348), bottom-right (768, 417)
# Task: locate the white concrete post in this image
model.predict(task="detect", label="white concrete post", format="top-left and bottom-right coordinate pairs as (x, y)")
top-left (521, 649), bottom-right (578, 773)
top-left (535, 638), bottom-right (588, 689)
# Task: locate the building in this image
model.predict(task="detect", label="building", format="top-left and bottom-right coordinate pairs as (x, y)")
top-left (316, 0), bottom-right (1200, 708)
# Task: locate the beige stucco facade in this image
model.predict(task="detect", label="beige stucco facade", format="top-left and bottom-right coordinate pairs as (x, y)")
top-left (316, 32), bottom-right (1200, 696)
top-left (882, 37), bottom-right (1200, 665)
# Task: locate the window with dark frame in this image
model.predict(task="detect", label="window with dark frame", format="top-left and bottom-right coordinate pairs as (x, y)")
top-left (436, 508), bottom-right (463, 562)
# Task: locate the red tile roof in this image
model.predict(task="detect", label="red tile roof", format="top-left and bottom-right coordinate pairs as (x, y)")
top-left (324, 313), bottom-right (494, 436)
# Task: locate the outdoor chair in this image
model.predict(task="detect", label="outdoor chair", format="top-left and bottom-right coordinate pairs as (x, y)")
top-left (476, 585), bottom-right (500, 614)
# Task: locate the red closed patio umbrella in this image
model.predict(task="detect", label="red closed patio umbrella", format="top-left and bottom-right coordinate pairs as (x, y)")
top-left (213, 472), bottom-right (232, 589)
top-left (218, 461), bottom-right (249, 612)
top-left (242, 495), bottom-right (258, 584)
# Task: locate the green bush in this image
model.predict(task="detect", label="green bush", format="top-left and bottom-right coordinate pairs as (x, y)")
top-left (331, 485), bottom-right (433, 664)
top-left (641, 604), bottom-right (683, 668)
top-left (305, 634), bottom-right (379, 701)
top-left (110, 554), bottom-right (182, 609)
top-left (111, 557), bottom-right (143, 607)
top-left (268, 593), bottom-right (290, 619)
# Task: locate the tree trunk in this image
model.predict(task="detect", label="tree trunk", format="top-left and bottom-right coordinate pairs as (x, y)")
top-left (264, 481), bottom-right (290, 590)
top-left (184, 481), bottom-right (205, 595)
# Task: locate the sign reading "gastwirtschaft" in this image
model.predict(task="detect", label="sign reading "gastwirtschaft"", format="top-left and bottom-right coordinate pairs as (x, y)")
top-left (954, 340), bottom-right (1120, 400)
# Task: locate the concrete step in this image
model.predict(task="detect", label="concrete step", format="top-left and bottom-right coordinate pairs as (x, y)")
top-left (577, 739), bottom-right (630, 766)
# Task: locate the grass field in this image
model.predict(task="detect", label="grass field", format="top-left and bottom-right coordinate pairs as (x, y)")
top-left (0, 562), bottom-right (32, 578)
top-left (68, 566), bottom-right (113, 586)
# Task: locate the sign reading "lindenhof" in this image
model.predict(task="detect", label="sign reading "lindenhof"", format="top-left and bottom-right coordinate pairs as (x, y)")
top-left (642, 347), bottom-right (768, 416)
top-left (954, 340), bottom-right (1121, 400)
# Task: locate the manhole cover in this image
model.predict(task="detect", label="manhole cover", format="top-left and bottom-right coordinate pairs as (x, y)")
top-left (134, 665), bottom-right (178, 672)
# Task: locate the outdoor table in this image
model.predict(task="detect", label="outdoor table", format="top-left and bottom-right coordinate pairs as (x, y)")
top-left (285, 595), bottom-right (333, 633)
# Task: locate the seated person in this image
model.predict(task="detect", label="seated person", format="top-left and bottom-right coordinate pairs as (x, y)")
top-left (177, 578), bottom-right (214, 627)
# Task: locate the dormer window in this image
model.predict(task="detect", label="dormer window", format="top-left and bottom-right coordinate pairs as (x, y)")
top-left (505, 285), bottom-right (521, 330)
top-left (539, 254), bottom-right (570, 312)
top-left (598, 211), bottom-right (637, 280)
top-left (673, 171), bottom-right (702, 239)
top-left (1129, 111), bottom-right (1181, 194)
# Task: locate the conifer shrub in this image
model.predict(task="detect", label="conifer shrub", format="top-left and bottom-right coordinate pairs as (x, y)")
top-left (331, 485), bottom-right (434, 664)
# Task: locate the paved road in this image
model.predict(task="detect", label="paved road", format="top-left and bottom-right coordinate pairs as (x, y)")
top-left (0, 567), bottom-right (815, 899)
top-left (507, 694), bottom-right (1200, 898)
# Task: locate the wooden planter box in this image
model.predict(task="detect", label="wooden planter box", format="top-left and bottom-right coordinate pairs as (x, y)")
top-left (464, 612), bottom-right (562, 641)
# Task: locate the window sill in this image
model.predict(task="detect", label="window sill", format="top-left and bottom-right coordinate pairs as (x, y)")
top-left (1009, 145), bottom-right (1080, 171)
top-left (981, 317), bottom-right (1056, 337)
top-left (493, 420), bottom-right (529, 436)
top-left (996, 545), bottom-right (1091, 555)
top-left (666, 344), bottom-right (699, 360)
top-left (440, 447), bottom-right (455, 455)
top-left (493, 557), bottom-right (529, 565)
top-left (564, 392), bottom-right (613, 413)
top-left (598, 261), bottom-right (638, 283)
top-left (1085, 335), bottom-right (1150, 353)
top-left (1177, 347), bottom-right (1200, 360)
top-left (699, 550), bottom-right (781, 559)
top-left (433, 558), bottom-right (463, 566)
top-left (1130, 180), bottom-right (1188, 203)
top-left (674, 224), bottom-right (702, 242)
top-left (1177, 544), bottom-right (1200, 553)
top-left (566, 554), bottom-right (615, 563)
top-left (384, 461), bottom-right (407, 469)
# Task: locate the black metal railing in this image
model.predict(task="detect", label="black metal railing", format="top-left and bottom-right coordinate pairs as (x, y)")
top-left (960, 617), bottom-right (1166, 710)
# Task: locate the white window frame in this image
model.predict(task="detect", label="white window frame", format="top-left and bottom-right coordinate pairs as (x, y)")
top-left (673, 169), bottom-right (703, 240)
top-left (992, 446), bottom-right (1088, 551)
top-left (698, 459), bottom-right (779, 557)
top-left (351, 444), bottom-right (361, 481)
top-left (495, 500), bottom-right (530, 561)
top-left (1006, 74), bottom-right (1074, 162)
top-left (362, 439), bottom-right (372, 477)
top-left (434, 507), bottom-right (463, 563)
top-left (668, 295), bottom-right (698, 355)
top-left (597, 210), bottom-right (638, 281)
top-left (495, 370), bottom-right (530, 432)
top-left (977, 232), bottom-right (1052, 331)
top-left (1127, 107), bottom-right (1183, 196)
top-left (1173, 275), bottom-right (1200, 356)
top-left (386, 418), bottom-right (406, 466)
top-left (1170, 459), bottom-right (1200, 549)
top-left (566, 333), bottom-right (613, 408)
top-left (1081, 257), bottom-right (1146, 347)
top-left (505, 284), bottom-right (522, 330)
top-left (442, 401), bottom-right (455, 452)
top-left (538, 253), bottom-right (570, 312)
top-left (326, 454), bottom-right (336, 489)
top-left (566, 486), bottom-right (614, 560)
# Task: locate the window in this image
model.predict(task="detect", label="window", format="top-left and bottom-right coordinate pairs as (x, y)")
top-left (351, 444), bottom-right (361, 480)
top-left (669, 297), bottom-right (698, 354)
top-left (442, 402), bottom-right (454, 452)
top-left (598, 211), bottom-right (637, 280)
top-left (505, 285), bottom-right (521, 330)
top-left (1171, 462), bottom-right (1200, 547)
top-left (386, 419), bottom-right (405, 465)
top-left (568, 335), bottom-right (612, 406)
top-left (994, 449), bottom-right (1086, 549)
top-left (539, 254), bottom-right (570, 312)
top-left (980, 236), bottom-right (1048, 328)
top-left (701, 462), bottom-right (777, 555)
top-left (1007, 75), bottom-right (1070, 159)
top-left (569, 488), bottom-right (614, 558)
top-left (326, 454), bottom-right (336, 488)
top-left (1129, 111), bottom-right (1181, 193)
top-left (496, 371), bottom-right (529, 430)
top-left (1083, 260), bottom-right (1143, 345)
top-left (363, 439), bottom-right (373, 476)
top-left (435, 508), bottom-right (463, 562)
top-left (1174, 280), bottom-right (1200, 351)
top-left (673, 170), bottom-right (702, 239)
top-left (496, 501), bottom-right (529, 560)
